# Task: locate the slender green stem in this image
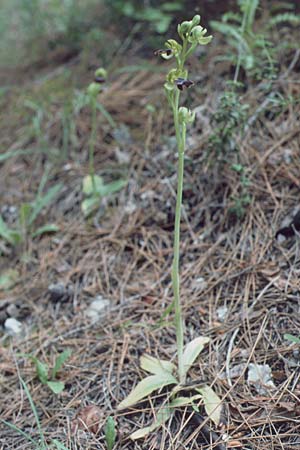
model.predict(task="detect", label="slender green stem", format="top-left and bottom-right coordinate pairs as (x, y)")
top-left (89, 97), bottom-right (97, 194)
top-left (172, 89), bottom-right (186, 383)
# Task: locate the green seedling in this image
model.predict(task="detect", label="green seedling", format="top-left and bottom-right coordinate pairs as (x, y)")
top-left (104, 416), bottom-right (116, 450)
top-left (1, 377), bottom-right (70, 449)
top-left (117, 16), bottom-right (222, 440)
top-left (81, 174), bottom-right (127, 217)
top-left (82, 68), bottom-right (126, 216)
top-left (23, 349), bottom-right (72, 394)
top-left (0, 178), bottom-right (62, 248)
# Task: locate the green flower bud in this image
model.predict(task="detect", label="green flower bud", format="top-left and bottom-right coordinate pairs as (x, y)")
top-left (94, 67), bottom-right (107, 79)
top-left (178, 15), bottom-right (201, 40)
top-left (87, 82), bottom-right (102, 97)
top-left (178, 106), bottom-right (195, 124)
top-left (165, 39), bottom-right (182, 58)
top-left (177, 20), bottom-right (192, 39)
top-left (191, 15), bottom-right (201, 27)
top-left (188, 26), bottom-right (213, 45)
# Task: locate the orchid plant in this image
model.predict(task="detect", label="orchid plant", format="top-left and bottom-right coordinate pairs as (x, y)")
top-left (118, 16), bottom-right (222, 440)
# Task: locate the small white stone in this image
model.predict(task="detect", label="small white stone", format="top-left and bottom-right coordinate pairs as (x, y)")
top-left (124, 201), bottom-right (137, 214)
top-left (85, 296), bottom-right (110, 322)
top-left (217, 305), bottom-right (228, 321)
top-left (247, 363), bottom-right (275, 394)
top-left (4, 318), bottom-right (23, 336)
top-left (194, 277), bottom-right (208, 292)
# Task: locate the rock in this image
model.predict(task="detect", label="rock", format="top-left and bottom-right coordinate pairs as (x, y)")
top-left (6, 303), bottom-right (19, 317)
top-left (4, 318), bottom-right (23, 336)
top-left (216, 305), bottom-right (228, 321)
top-left (85, 295), bottom-right (110, 322)
top-left (247, 363), bottom-right (275, 394)
top-left (0, 309), bottom-right (8, 325)
top-left (48, 282), bottom-right (73, 302)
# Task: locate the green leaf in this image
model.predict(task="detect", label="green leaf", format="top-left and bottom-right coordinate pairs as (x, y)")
top-left (47, 381), bottom-right (65, 394)
top-left (34, 359), bottom-right (49, 384)
top-left (0, 269), bottom-right (19, 290)
top-left (0, 216), bottom-right (21, 245)
top-left (0, 148), bottom-right (50, 163)
top-left (104, 416), bottom-right (116, 450)
top-left (231, 163), bottom-right (244, 173)
top-left (182, 337), bottom-right (210, 376)
top-left (169, 395), bottom-right (202, 408)
top-left (82, 175), bottom-right (104, 195)
top-left (161, 2), bottom-right (182, 12)
top-left (155, 16), bottom-right (172, 34)
top-left (51, 440), bottom-right (70, 450)
top-left (32, 224), bottom-right (59, 238)
top-left (97, 179), bottom-right (127, 197)
top-left (140, 354), bottom-right (176, 376)
top-left (52, 349), bottom-right (72, 379)
top-left (29, 184), bottom-right (62, 226)
top-left (81, 195), bottom-right (100, 216)
top-left (196, 385), bottom-right (222, 426)
top-left (284, 334), bottom-right (300, 344)
top-left (96, 102), bottom-right (116, 128)
top-left (130, 405), bottom-right (172, 440)
top-left (117, 373), bottom-right (177, 410)
top-left (19, 377), bottom-right (46, 447)
top-left (19, 203), bottom-right (32, 228)
top-left (0, 419), bottom-right (37, 445)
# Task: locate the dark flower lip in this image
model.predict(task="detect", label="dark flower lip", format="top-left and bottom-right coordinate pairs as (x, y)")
top-left (154, 48), bottom-right (172, 57)
top-left (94, 76), bottom-right (106, 84)
top-left (174, 78), bottom-right (194, 90)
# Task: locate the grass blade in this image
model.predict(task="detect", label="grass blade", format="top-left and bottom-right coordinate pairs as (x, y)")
top-left (0, 419), bottom-right (36, 445)
top-left (20, 377), bottom-right (46, 447)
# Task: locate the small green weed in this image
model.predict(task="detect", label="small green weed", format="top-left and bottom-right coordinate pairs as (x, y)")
top-left (0, 180), bottom-right (62, 248)
top-left (1, 377), bottom-right (70, 449)
top-left (22, 349), bottom-right (72, 394)
top-left (208, 81), bottom-right (249, 159)
top-left (82, 68), bottom-right (126, 217)
top-left (104, 416), bottom-right (116, 450)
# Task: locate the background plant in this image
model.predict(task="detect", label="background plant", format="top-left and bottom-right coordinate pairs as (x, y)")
top-left (0, 178), bottom-right (62, 248)
top-left (210, 0), bottom-right (278, 82)
top-left (105, 0), bottom-right (184, 34)
top-left (22, 349), bottom-right (72, 394)
top-left (82, 68), bottom-right (127, 217)
top-left (117, 15), bottom-right (222, 440)
top-left (208, 0), bottom-right (300, 220)
top-left (0, 0), bottom-right (104, 69)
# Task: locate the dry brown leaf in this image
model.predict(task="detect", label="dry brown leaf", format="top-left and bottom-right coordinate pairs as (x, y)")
top-left (71, 405), bottom-right (103, 434)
